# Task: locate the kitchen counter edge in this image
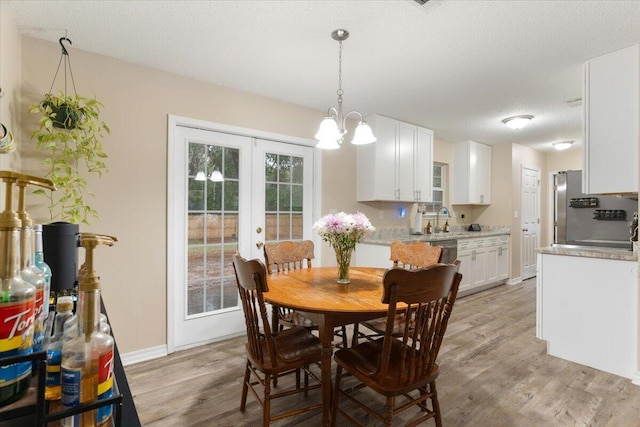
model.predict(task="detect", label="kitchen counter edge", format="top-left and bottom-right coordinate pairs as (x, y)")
top-left (361, 230), bottom-right (510, 246)
top-left (537, 245), bottom-right (637, 261)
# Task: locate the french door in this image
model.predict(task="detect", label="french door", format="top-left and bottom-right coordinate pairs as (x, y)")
top-left (168, 119), bottom-right (315, 352)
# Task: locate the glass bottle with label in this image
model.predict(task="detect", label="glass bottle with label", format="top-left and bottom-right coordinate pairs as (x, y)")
top-left (45, 296), bottom-right (74, 400)
top-left (61, 234), bottom-right (117, 426)
top-left (34, 224), bottom-right (52, 317)
top-left (0, 172), bottom-right (35, 406)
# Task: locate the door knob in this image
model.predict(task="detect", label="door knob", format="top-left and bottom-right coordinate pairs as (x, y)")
top-left (256, 240), bottom-right (264, 249)
top-left (256, 226), bottom-right (262, 233)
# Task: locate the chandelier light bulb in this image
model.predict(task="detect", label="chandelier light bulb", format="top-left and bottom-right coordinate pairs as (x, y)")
top-left (194, 171), bottom-right (206, 181)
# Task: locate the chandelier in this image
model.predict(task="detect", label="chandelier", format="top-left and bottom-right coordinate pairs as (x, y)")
top-left (315, 29), bottom-right (376, 150)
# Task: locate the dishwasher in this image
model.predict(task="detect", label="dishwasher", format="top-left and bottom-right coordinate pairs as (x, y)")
top-left (429, 239), bottom-right (458, 264)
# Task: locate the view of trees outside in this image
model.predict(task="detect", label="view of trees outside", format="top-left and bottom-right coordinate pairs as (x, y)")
top-left (264, 153), bottom-right (304, 242)
top-left (187, 142), bottom-right (239, 315)
top-left (185, 143), bottom-right (306, 315)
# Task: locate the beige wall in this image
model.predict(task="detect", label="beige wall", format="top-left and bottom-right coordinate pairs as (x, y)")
top-left (0, 5), bottom-right (21, 172)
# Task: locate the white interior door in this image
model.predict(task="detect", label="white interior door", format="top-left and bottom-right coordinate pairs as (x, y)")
top-left (522, 166), bottom-right (540, 280)
top-left (168, 119), bottom-right (316, 352)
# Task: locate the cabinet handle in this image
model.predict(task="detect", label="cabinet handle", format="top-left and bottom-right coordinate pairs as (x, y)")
top-left (472, 250), bottom-right (476, 261)
top-left (418, 190), bottom-right (421, 200)
top-left (396, 189), bottom-right (400, 200)
top-left (499, 246), bottom-right (502, 256)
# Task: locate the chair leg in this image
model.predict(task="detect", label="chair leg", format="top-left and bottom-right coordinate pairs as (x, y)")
top-left (384, 395), bottom-right (394, 426)
top-left (351, 323), bottom-right (359, 347)
top-left (263, 373), bottom-right (272, 427)
top-left (304, 366), bottom-right (309, 398)
top-left (341, 326), bottom-right (348, 348)
top-left (240, 360), bottom-right (251, 411)
top-left (331, 365), bottom-right (344, 427)
top-left (431, 381), bottom-right (442, 427)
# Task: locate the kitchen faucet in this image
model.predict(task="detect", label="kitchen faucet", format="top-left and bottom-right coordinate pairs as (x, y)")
top-left (435, 206), bottom-right (450, 233)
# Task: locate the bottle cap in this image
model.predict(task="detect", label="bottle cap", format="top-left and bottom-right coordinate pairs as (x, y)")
top-left (56, 295), bottom-right (74, 312)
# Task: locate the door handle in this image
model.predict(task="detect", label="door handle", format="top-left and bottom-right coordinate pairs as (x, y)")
top-left (256, 226), bottom-right (262, 233)
top-left (256, 240), bottom-right (264, 249)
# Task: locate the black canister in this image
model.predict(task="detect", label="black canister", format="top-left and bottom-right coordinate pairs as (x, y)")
top-left (43, 222), bottom-right (79, 293)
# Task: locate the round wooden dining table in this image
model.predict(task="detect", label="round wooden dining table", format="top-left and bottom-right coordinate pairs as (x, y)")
top-left (264, 266), bottom-right (391, 427)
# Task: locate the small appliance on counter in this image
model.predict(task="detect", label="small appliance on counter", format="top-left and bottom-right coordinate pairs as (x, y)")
top-left (468, 224), bottom-right (481, 232)
top-left (411, 204), bottom-right (426, 235)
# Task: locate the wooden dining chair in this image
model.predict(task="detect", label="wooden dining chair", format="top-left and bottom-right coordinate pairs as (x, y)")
top-left (391, 240), bottom-right (443, 269)
top-left (357, 240), bottom-right (444, 342)
top-left (264, 240), bottom-right (352, 348)
top-left (331, 261), bottom-right (462, 427)
top-left (263, 240), bottom-right (315, 329)
top-left (232, 253), bottom-right (322, 426)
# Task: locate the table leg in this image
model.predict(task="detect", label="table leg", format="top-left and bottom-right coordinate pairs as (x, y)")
top-left (317, 316), bottom-right (334, 427)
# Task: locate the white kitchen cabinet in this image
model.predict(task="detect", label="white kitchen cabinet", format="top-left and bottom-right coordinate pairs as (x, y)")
top-left (353, 243), bottom-right (392, 268)
top-left (583, 44), bottom-right (639, 194)
top-left (497, 243), bottom-right (509, 280)
top-left (451, 140), bottom-right (492, 205)
top-left (457, 238), bottom-right (486, 291)
top-left (357, 115), bottom-right (433, 202)
top-left (457, 236), bottom-right (509, 293)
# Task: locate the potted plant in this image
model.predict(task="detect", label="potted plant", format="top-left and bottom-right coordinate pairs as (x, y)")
top-left (29, 90), bottom-right (110, 225)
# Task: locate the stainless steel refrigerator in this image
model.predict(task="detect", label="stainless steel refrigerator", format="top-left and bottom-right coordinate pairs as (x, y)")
top-left (554, 170), bottom-right (637, 249)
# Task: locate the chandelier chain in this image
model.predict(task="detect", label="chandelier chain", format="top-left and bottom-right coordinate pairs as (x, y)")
top-left (337, 40), bottom-right (343, 97)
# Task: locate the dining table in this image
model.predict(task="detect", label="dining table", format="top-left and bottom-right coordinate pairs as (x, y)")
top-left (264, 266), bottom-right (392, 427)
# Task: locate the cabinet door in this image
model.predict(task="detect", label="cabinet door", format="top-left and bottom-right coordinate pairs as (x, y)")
top-left (485, 246), bottom-right (499, 283)
top-left (470, 249), bottom-right (486, 287)
top-left (414, 127), bottom-right (433, 202)
top-left (584, 44), bottom-right (639, 194)
top-left (497, 245), bottom-right (509, 279)
top-left (353, 243), bottom-right (391, 268)
top-left (357, 115), bottom-right (398, 201)
top-left (397, 122), bottom-right (416, 201)
top-left (476, 142), bottom-right (492, 204)
top-left (457, 250), bottom-right (472, 291)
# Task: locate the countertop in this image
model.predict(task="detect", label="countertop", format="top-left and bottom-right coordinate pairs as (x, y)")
top-left (537, 244), bottom-right (637, 262)
top-left (361, 226), bottom-right (511, 246)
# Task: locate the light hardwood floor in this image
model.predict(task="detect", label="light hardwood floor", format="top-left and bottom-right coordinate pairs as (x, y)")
top-left (125, 279), bottom-right (640, 426)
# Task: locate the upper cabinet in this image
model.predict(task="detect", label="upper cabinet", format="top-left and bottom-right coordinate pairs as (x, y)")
top-left (583, 44), bottom-right (639, 195)
top-left (451, 140), bottom-right (492, 205)
top-left (357, 114), bottom-right (433, 202)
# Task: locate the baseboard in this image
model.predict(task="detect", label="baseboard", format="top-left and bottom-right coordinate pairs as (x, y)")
top-left (632, 371), bottom-right (640, 386)
top-left (121, 345), bottom-right (167, 366)
top-left (507, 276), bottom-right (523, 285)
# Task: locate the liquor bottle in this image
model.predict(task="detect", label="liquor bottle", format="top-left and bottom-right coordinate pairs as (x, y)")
top-left (0, 172), bottom-right (35, 406)
top-left (45, 296), bottom-right (74, 400)
top-left (61, 234), bottom-right (117, 426)
top-left (16, 177), bottom-right (56, 354)
top-left (34, 224), bottom-right (53, 318)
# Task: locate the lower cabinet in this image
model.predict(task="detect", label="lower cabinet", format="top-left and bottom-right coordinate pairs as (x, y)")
top-left (457, 235), bottom-right (509, 293)
top-left (354, 243), bottom-right (392, 268)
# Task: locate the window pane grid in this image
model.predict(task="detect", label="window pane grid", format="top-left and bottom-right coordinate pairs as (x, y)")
top-left (187, 142), bottom-right (240, 316)
top-left (265, 154), bottom-right (303, 243)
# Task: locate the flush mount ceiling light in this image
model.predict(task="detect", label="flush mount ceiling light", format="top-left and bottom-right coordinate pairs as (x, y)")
top-left (315, 29), bottom-right (376, 150)
top-left (552, 141), bottom-right (574, 151)
top-left (502, 115), bottom-right (534, 130)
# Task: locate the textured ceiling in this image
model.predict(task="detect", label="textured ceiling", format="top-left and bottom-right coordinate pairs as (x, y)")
top-left (4, 0), bottom-right (640, 152)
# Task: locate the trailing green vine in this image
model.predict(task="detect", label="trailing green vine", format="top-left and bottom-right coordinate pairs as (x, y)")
top-left (29, 91), bottom-right (110, 224)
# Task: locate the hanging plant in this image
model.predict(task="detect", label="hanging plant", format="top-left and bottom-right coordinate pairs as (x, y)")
top-left (28, 37), bottom-right (110, 225)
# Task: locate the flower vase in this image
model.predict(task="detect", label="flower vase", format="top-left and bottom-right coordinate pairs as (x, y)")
top-left (335, 245), bottom-right (354, 284)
